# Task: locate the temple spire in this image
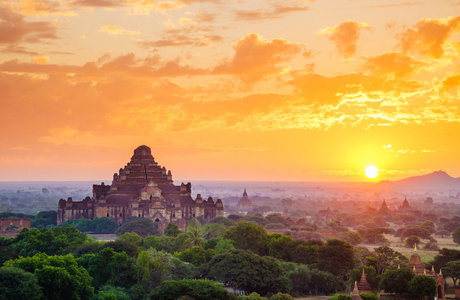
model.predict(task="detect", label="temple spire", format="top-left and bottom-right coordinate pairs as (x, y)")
top-left (414, 243), bottom-right (417, 251)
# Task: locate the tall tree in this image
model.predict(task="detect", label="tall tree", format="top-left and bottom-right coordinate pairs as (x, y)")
top-left (317, 239), bottom-right (355, 279)
top-left (0, 267), bottom-right (42, 300)
top-left (223, 221), bottom-right (268, 255)
top-left (208, 249), bottom-right (291, 295)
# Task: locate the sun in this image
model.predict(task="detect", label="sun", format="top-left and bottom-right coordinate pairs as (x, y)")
top-left (365, 165), bottom-right (379, 179)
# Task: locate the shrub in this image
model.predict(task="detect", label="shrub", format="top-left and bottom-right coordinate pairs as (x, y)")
top-left (360, 293), bottom-right (379, 300)
top-left (269, 292), bottom-right (294, 300)
top-left (330, 294), bottom-right (352, 300)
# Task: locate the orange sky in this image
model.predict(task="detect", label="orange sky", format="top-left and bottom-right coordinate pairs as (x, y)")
top-left (1, 0), bottom-right (460, 182)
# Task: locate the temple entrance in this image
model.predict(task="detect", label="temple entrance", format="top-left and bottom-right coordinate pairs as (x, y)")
top-left (155, 218), bottom-right (159, 222)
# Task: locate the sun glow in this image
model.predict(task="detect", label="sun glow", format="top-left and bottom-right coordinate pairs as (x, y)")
top-left (365, 165), bottom-right (379, 179)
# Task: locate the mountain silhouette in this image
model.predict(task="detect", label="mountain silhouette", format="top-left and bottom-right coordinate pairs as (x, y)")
top-left (376, 170), bottom-right (460, 191)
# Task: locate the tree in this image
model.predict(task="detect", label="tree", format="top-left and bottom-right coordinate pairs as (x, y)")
top-left (118, 232), bottom-right (143, 246)
top-left (317, 239), bottom-right (355, 279)
top-left (116, 218), bottom-right (160, 237)
top-left (223, 221), bottom-right (268, 255)
top-left (266, 233), bottom-right (293, 260)
top-left (208, 216), bottom-right (235, 227)
top-left (453, 227), bottom-right (460, 245)
top-left (80, 247), bottom-right (135, 289)
top-left (287, 240), bottom-right (319, 265)
top-left (135, 249), bottom-right (172, 291)
top-left (208, 249), bottom-right (291, 295)
top-left (405, 236), bottom-right (420, 248)
top-left (371, 246), bottom-right (409, 275)
top-left (380, 268), bottom-right (414, 295)
top-left (339, 231), bottom-right (363, 245)
top-left (289, 265), bottom-right (342, 296)
top-left (164, 223), bottom-right (182, 237)
top-left (150, 279), bottom-right (235, 300)
top-left (185, 223), bottom-right (205, 248)
top-left (175, 246), bottom-right (215, 266)
top-left (215, 238), bottom-right (235, 253)
top-left (5, 253), bottom-right (94, 300)
top-left (0, 267), bottom-right (42, 300)
top-left (443, 260), bottom-right (460, 287)
top-left (89, 217), bottom-right (119, 234)
top-left (401, 227), bottom-right (432, 240)
top-left (408, 275), bottom-right (436, 299)
top-left (429, 248), bottom-right (460, 270)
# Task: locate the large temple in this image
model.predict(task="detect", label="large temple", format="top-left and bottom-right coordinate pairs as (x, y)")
top-left (58, 145), bottom-right (224, 231)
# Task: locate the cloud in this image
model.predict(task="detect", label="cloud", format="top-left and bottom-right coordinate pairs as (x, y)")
top-left (320, 20), bottom-right (370, 58)
top-left (70, 0), bottom-right (220, 12)
top-left (362, 52), bottom-right (424, 79)
top-left (213, 33), bottom-right (302, 82)
top-left (33, 56), bottom-right (50, 64)
top-left (364, 2), bottom-right (422, 8)
top-left (0, 6), bottom-right (58, 47)
top-left (399, 15), bottom-right (460, 58)
top-left (99, 25), bottom-right (141, 36)
top-left (140, 23), bottom-right (223, 47)
top-left (235, 2), bottom-right (310, 21)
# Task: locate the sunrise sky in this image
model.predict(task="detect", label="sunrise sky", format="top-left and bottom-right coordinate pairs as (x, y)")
top-left (1, 0), bottom-right (460, 182)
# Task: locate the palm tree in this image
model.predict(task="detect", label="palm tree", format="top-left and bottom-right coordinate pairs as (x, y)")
top-left (185, 223), bottom-right (204, 248)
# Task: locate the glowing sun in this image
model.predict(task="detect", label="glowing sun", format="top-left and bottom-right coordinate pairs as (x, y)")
top-left (365, 165), bottom-right (379, 178)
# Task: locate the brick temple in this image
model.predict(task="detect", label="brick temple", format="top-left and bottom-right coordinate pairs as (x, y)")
top-left (58, 145), bottom-right (224, 231)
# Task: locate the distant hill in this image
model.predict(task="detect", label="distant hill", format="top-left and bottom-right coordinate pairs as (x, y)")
top-left (376, 171), bottom-right (460, 191)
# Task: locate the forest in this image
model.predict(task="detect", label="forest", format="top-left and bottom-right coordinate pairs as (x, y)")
top-left (1, 209), bottom-right (460, 300)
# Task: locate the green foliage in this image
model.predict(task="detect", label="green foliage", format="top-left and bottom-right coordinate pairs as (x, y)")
top-left (102, 239), bottom-right (139, 257)
top-left (339, 231), bottom-right (363, 245)
top-left (359, 293), bottom-right (379, 300)
top-left (59, 217), bottom-right (118, 234)
top-left (408, 275), bottom-right (436, 298)
top-left (12, 226), bottom-right (89, 257)
top-left (0, 267), bottom-right (42, 300)
top-left (208, 249), bottom-right (291, 296)
top-left (223, 221), bottom-right (268, 255)
top-left (443, 260), bottom-right (460, 286)
top-left (135, 249), bottom-right (172, 291)
top-left (428, 248), bottom-right (460, 271)
top-left (91, 286), bottom-right (131, 300)
top-left (81, 247), bottom-right (135, 289)
top-left (215, 238), bottom-right (235, 253)
top-left (175, 246), bottom-right (215, 266)
top-left (118, 232), bottom-right (143, 246)
top-left (269, 292), bottom-right (294, 300)
top-left (348, 265), bottom-right (379, 292)
top-left (317, 239), bottom-right (355, 279)
top-left (453, 227), bottom-right (460, 245)
top-left (209, 216), bottom-right (236, 227)
top-left (185, 222), bottom-right (205, 248)
top-left (380, 268), bottom-right (414, 294)
top-left (371, 246), bottom-right (409, 275)
top-left (150, 279), bottom-right (235, 300)
top-left (286, 240), bottom-right (318, 265)
top-left (238, 292), bottom-right (268, 300)
top-left (30, 210), bottom-right (57, 229)
top-left (116, 218), bottom-right (160, 237)
top-left (202, 223), bottom-right (227, 239)
top-left (6, 253), bottom-right (94, 300)
top-left (358, 228), bottom-right (391, 244)
top-left (164, 223), bottom-right (182, 237)
top-left (404, 235), bottom-right (420, 248)
top-left (330, 294), bottom-right (352, 300)
top-left (401, 227), bottom-right (432, 240)
top-left (266, 233), bottom-right (293, 260)
top-left (288, 265), bottom-right (342, 296)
